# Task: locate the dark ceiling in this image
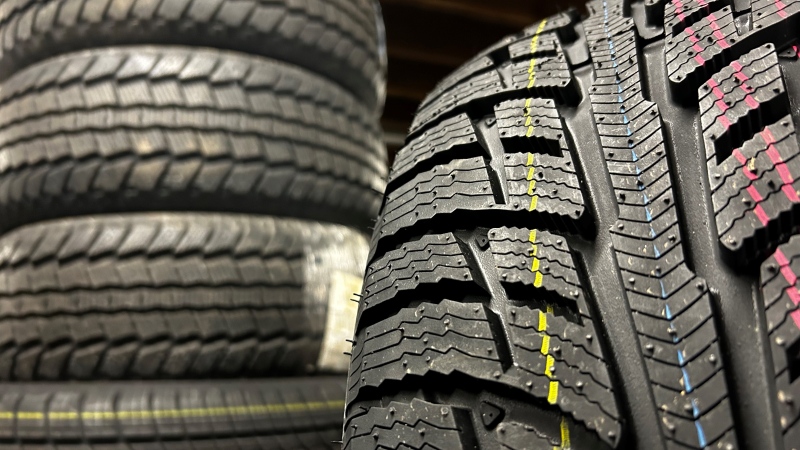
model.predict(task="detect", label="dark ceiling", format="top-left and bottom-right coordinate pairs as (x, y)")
top-left (379, 0), bottom-right (587, 154)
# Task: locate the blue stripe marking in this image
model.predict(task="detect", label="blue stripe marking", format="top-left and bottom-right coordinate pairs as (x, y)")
top-left (600, 2), bottom-right (708, 446)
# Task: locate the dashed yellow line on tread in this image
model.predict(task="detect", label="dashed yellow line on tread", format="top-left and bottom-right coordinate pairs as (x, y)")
top-left (526, 153), bottom-right (539, 212)
top-left (528, 229), bottom-right (543, 287)
top-left (0, 400), bottom-right (345, 421)
top-left (524, 98), bottom-right (535, 137)
top-left (528, 19), bottom-right (548, 88)
top-left (553, 416), bottom-right (572, 449)
top-left (537, 304), bottom-right (559, 404)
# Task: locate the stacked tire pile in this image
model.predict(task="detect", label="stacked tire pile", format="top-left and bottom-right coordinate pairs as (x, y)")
top-left (0, 0), bottom-right (387, 448)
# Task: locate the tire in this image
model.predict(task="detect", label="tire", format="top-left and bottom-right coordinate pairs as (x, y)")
top-left (0, 0), bottom-right (385, 111)
top-left (345, 2), bottom-right (800, 450)
top-left (0, 376), bottom-right (345, 449)
top-left (0, 212), bottom-right (367, 380)
top-left (0, 45), bottom-right (386, 233)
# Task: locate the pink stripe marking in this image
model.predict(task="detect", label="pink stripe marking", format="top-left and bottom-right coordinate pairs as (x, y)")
top-left (744, 96), bottom-right (759, 109)
top-left (718, 115), bottom-right (732, 130)
top-left (782, 185), bottom-right (799, 202)
top-left (753, 203), bottom-right (770, 225)
top-left (697, 0), bottom-right (708, 6)
top-left (762, 128), bottom-right (800, 203)
top-left (775, 248), bottom-right (792, 273)
top-left (733, 149), bottom-right (759, 180)
top-left (673, 0), bottom-right (686, 21)
top-left (776, 0), bottom-right (788, 18)
top-left (792, 310), bottom-right (800, 328)
top-left (774, 248), bottom-right (800, 329)
top-left (737, 149), bottom-right (769, 225)
top-left (686, 29), bottom-right (704, 58)
top-left (794, 46), bottom-right (800, 58)
top-left (707, 14), bottom-right (731, 49)
top-left (746, 184), bottom-right (765, 203)
top-left (781, 264), bottom-right (797, 284)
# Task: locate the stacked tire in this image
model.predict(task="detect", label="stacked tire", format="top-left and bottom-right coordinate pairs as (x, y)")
top-left (0, 1), bottom-right (387, 448)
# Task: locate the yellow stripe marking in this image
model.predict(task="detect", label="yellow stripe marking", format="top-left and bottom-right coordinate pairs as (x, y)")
top-left (529, 229), bottom-right (543, 287)
top-left (524, 98), bottom-right (535, 137)
top-left (526, 153), bottom-right (538, 211)
top-left (528, 58), bottom-right (538, 88)
top-left (553, 416), bottom-right (572, 449)
top-left (529, 195), bottom-right (539, 211)
top-left (538, 304), bottom-right (558, 404)
top-left (0, 400), bottom-right (345, 421)
top-left (528, 19), bottom-right (548, 89)
top-left (546, 355), bottom-right (559, 404)
top-left (530, 19), bottom-right (548, 54)
top-left (534, 270), bottom-right (543, 287)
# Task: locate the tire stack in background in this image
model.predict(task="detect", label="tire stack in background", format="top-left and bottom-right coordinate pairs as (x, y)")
top-left (0, 1), bottom-right (387, 448)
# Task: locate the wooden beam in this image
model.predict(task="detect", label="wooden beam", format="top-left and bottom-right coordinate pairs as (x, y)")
top-left (380, 0), bottom-right (540, 27)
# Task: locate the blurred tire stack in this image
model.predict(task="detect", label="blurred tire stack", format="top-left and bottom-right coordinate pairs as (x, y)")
top-left (0, 0), bottom-right (387, 448)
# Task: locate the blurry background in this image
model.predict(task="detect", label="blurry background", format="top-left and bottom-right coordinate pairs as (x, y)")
top-left (380, 0), bottom-right (587, 158)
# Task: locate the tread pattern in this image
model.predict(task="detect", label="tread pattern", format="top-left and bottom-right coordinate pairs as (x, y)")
top-left (344, 398), bottom-right (473, 450)
top-left (665, 0), bottom-right (800, 101)
top-left (702, 45), bottom-right (799, 263)
top-left (0, 213), bottom-right (368, 380)
top-left (422, 13), bottom-right (578, 109)
top-left (760, 236), bottom-right (800, 448)
top-left (0, 377), bottom-right (344, 448)
top-left (373, 97), bottom-right (592, 258)
top-left (664, 0), bottom-right (727, 35)
top-left (0, 46), bottom-right (386, 232)
top-left (347, 0), bottom-right (800, 449)
top-left (0, 0), bottom-right (384, 110)
top-left (347, 228), bottom-right (622, 448)
top-left (408, 20), bottom-right (581, 138)
top-left (585, 0), bottom-right (738, 448)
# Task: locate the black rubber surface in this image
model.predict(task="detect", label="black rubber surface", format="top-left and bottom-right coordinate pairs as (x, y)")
top-left (0, 45), bottom-right (386, 233)
top-left (0, 212), bottom-right (367, 380)
top-left (0, 0), bottom-right (385, 111)
top-left (0, 376), bottom-right (344, 449)
top-left (344, 1), bottom-right (800, 449)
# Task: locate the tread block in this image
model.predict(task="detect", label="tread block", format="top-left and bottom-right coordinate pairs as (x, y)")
top-left (700, 44), bottom-right (790, 166)
top-left (352, 228), bottom-right (623, 447)
top-left (664, 0), bottom-right (729, 36)
top-left (372, 154), bottom-right (590, 256)
top-left (665, 0), bottom-right (800, 101)
top-left (410, 39), bottom-right (579, 137)
top-left (712, 118), bottom-right (800, 260)
top-left (344, 399), bottom-right (470, 450)
top-left (584, 1), bottom-right (738, 448)
top-left (359, 232), bottom-right (476, 326)
top-left (495, 98), bottom-right (569, 157)
top-left (387, 113), bottom-right (482, 191)
top-left (760, 237), bottom-right (800, 449)
top-left (421, 13), bottom-right (579, 110)
top-left (489, 227), bottom-right (591, 318)
top-left (699, 45), bottom-right (799, 263)
top-left (347, 299), bottom-right (621, 445)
